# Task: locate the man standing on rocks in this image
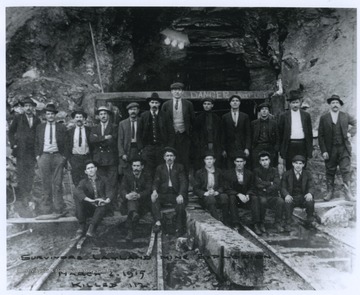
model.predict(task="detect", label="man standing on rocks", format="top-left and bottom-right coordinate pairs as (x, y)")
top-left (8, 97), bottom-right (41, 216)
top-left (318, 95), bottom-right (356, 202)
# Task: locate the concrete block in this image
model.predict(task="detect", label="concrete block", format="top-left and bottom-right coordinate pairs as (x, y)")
top-left (186, 209), bottom-right (264, 287)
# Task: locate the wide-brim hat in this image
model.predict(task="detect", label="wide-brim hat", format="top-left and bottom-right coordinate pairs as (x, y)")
top-left (202, 97), bottom-right (214, 104)
top-left (258, 150), bottom-right (271, 159)
top-left (286, 90), bottom-right (302, 102)
top-left (257, 102), bottom-right (271, 111)
top-left (43, 103), bottom-right (58, 114)
top-left (229, 95), bottom-right (241, 102)
top-left (163, 146), bottom-right (177, 156)
top-left (126, 102), bottom-right (140, 110)
top-left (71, 108), bottom-right (88, 119)
top-left (327, 94), bottom-right (344, 106)
top-left (292, 155), bottom-right (306, 163)
top-left (20, 97), bottom-right (37, 107)
top-left (146, 92), bottom-right (162, 103)
top-left (95, 106), bottom-right (112, 115)
top-left (232, 151), bottom-right (247, 161)
top-left (170, 82), bottom-right (184, 90)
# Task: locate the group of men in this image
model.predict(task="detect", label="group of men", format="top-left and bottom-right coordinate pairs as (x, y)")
top-left (8, 82), bottom-right (356, 240)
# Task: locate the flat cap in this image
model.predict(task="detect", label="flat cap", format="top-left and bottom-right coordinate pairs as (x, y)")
top-left (163, 146), bottom-right (177, 156)
top-left (232, 151), bottom-right (247, 161)
top-left (258, 150), bottom-right (271, 159)
top-left (257, 102), bottom-right (271, 111)
top-left (202, 97), bottom-right (214, 104)
top-left (327, 94), bottom-right (344, 106)
top-left (126, 102), bottom-right (140, 110)
top-left (203, 150), bottom-right (215, 159)
top-left (292, 155), bottom-right (306, 163)
top-left (95, 106), bottom-right (112, 115)
top-left (170, 82), bottom-right (184, 90)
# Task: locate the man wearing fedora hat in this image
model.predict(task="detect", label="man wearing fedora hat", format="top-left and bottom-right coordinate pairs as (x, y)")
top-left (8, 97), bottom-right (41, 215)
top-left (318, 95), bottom-right (356, 202)
top-left (140, 93), bottom-right (170, 175)
top-left (67, 108), bottom-right (92, 186)
top-left (161, 82), bottom-right (195, 176)
top-left (35, 103), bottom-right (69, 216)
top-left (278, 90), bottom-right (313, 170)
top-left (192, 97), bottom-right (222, 170)
top-left (90, 106), bottom-right (118, 192)
top-left (221, 95), bottom-right (251, 169)
top-left (251, 102), bottom-right (279, 168)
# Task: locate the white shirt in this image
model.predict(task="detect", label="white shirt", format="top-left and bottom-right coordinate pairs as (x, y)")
top-left (130, 119), bottom-right (138, 143)
top-left (72, 126), bottom-right (89, 155)
top-left (290, 110), bottom-right (305, 139)
top-left (26, 115), bottom-right (33, 128)
top-left (43, 122), bottom-right (58, 153)
top-left (232, 110), bottom-right (239, 126)
top-left (101, 122), bottom-right (108, 136)
top-left (330, 110), bottom-right (339, 124)
top-left (236, 169), bottom-right (244, 184)
top-left (167, 164), bottom-right (173, 187)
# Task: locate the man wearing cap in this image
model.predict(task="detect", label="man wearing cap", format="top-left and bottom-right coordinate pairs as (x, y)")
top-left (281, 155), bottom-right (315, 230)
top-left (221, 95), bottom-right (251, 169)
top-left (118, 102), bottom-right (143, 178)
top-left (278, 90), bottom-right (313, 170)
top-left (192, 97), bottom-right (222, 170)
top-left (90, 106), bottom-right (118, 190)
top-left (193, 151), bottom-right (230, 224)
top-left (223, 152), bottom-right (259, 231)
top-left (251, 102), bottom-right (279, 168)
top-left (161, 82), bottom-right (195, 176)
top-left (8, 97), bottom-right (41, 214)
top-left (318, 95), bottom-right (356, 202)
top-left (151, 147), bottom-right (188, 237)
top-left (253, 151), bottom-right (284, 233)
top-left (67, 108), bottom-right (92, 186)
top-left (35, 103), bottom-right (69, 216)
top-left (120, 157), bottom-right (151, 241)
top-left (140, 93), bottom-right (170, 175)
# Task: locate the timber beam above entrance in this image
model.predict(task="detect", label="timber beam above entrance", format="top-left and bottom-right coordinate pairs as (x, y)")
top-left (96, 91), bottom-right (272, 101)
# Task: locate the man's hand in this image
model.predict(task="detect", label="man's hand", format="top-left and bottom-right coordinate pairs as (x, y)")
top-left (244, 149), bottom-right (249, 157)
top-left (304, 193), bottom-right (313, 202)
top-left (97, 198), bottom-right (110, 206)
top-left (237, 193), bottom-right (249, 203)
top-left (105, 135), bottom-right (112, 140)
top-left (176, 195), bottom-right (184, 204)
top-left (122, 155), bottom-right (128, 161)
top-left (347, 132), bottom-right (352, 139)
top-left (285, 195), bottom-right (293, 203)
top-left (151, 190), bottom-right (158, 203)
top-left (322, 152), bottom-right (329, 160)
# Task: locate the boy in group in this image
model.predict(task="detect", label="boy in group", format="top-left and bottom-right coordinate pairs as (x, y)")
top-left (281, 155), bottom-right (315, 230)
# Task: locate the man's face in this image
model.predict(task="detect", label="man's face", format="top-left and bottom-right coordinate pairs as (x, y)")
top-left (171, 88), bottom-right (183, 99)
top-left (234, 158), bottom-right (246, 170)
top-left (259, 156), bottom-right (271, 169)
top-left (293, 160), bottom-right (305, 172)
top-left (128, 107), bottom-right (139, 118)
top-left (290, 99), bottom-right (301, 111)
top-left (330, 100), bottom-right (341, 112)
top-left (23, 103), bottom-right (34, 115)
top-left (85, 163), bottom-right (97, 177)
top-left (203, 101), bottom-right (214, 112)
top-left (230, 98), bottom-right (241, 110)
top-left (45, 111), bottom-right (56, 122)
top-left (260, 107), bottom-right (269, 118)
top-left (164, 152), bottom-right (175, 165)
top-left (132, 161), bottom-right (144, 175)
top-left (99, 110), bottom-right (109, 123)
top-left (149, 100), bottom-right (160, 112)
top-left (74, 114), bottom-right (85, 126)
top-left (204, 156), bottom-right (215, 168)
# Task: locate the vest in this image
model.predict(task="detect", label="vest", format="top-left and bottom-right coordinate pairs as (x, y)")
top-left (332, 120), bottom-right (344, 146)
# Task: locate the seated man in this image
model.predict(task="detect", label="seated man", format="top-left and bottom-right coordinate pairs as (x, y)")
top-left (151, 147), bottom-right (188, 237)
top-left (223, 151), bottom-right (258, 231)
top-left (120, 158), bottom-right (151, 241)
top-left (193, 151), bottom-right (230, 224)
top-left (281, 155), bottom-right (315, 230)
top-left (253, 151), bottom-right (284, 233)
top-left (74, 160), bottom-right (114, 237)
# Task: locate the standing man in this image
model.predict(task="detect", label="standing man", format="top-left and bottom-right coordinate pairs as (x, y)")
top-left (35, 103), bottom-right (69, 217)
top-left (151, 147), bottom-right (188, 237)
top-left (8, 97), bottom-right (41, 214)
top-left (161, 82), bottom-right (195, 176)
top-left (192, 97), bottom-right (222, 170)
top-left (67, 108), bottom-right (91, 186)
top-left (90, 106), bottom-right (118, 190)
top-left (118, 102), bottom-right (143, 178)
top-left (120, 158), bottom-right (152, 241)
top-left (140, 93), bottom-right (170, 175)
top-left (251, 102), bottom-right (279, 168)
top-left (318, 95), bottom-right (356, 202)
top-left (278, 90), bottom-right (313, 170)
top-left (221, 95), bottom-right (251, 168)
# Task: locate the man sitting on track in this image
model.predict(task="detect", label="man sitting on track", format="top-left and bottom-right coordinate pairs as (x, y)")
top-left (74, 160), bottom-right (114, 237)
top-left (281, 155), bottom-right (316, 230)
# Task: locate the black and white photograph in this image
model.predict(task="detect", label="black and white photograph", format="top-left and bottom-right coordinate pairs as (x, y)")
top-left (3, 0), bottom-right (358, 291)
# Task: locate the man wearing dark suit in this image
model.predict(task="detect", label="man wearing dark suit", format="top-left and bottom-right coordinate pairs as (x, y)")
top-left (223, 151), bottom-right (259, 232)
top-left (35, 103), bottom-right (69, 216)
top-left (281, 155), bottom-right (315, 231)
top-left (318, 95), bottom-right (357, 202)
top-left (90, 106), bottom-right (118, 190)
top-left (193, 151), bottom-right (230, 224)
top-left (151, 147), bottom-right (188, 237)
top-left (120, 158), bottom-right (152, 241)
top-left (8, 97), bottom-right (41, 212)
top-left (251, 102), bottom-right (280, 168)
top-left (161, 82), bottom-right (195, 176)
top-left (192, 97), bottom-right (222, 170)
top-left (221, 95), bottom-right (251, 169)
top-left (278, 90), bottom-right (313, 170)
top-left (140, 93), bottom-right (170, 176)
top-left (74, 160), bottom-right (114, 237)
top-left (67, 108), bottom-right (91, 186)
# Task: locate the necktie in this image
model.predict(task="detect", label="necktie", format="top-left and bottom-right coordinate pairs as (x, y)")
top-left (90, 178), bottom-right (98, 198)
top-left (233, 111), bottom-right (237, 126)
top-left (131, 121), bottom-right (135, 139)
top-left (175, 99), bottom-right (179, 110)
top-left (49, 123), bottom-right (53, 144)
top-left (296, 172), bottom-right (300, 180)
top-left (152, 113), bottom-right (157, 142)
top-left (79, 127), bottom-right (82, 147)
top-left (168, 166), bottom-right (172, 187)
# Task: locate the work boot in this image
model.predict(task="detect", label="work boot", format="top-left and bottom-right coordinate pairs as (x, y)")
top-left (86, 224), bottom-right (95, 237)
top-left (76, 224), bottom-right (86, 236)
top-left (253, 224), bottom-right (262, 235)
top-left (132, 212), bottom-right (140, 224)
top-left (259, 223), bottom-right (267, 233)
top-left (275, 223), bottom-right (284, 233)
top-left (323, 180), bottom-right (334, 201)
top-left (343, 181), bottom-right (356, 202)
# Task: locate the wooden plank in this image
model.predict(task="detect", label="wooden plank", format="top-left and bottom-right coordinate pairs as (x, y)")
top-left (76, 236), bottom-right (87, 249)
top-left (156, 231), bottom-right (164, 290)
top-left (7, 216), bottom-right (78, 224)
top-left (7, 229), bottom-right (33, 239)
